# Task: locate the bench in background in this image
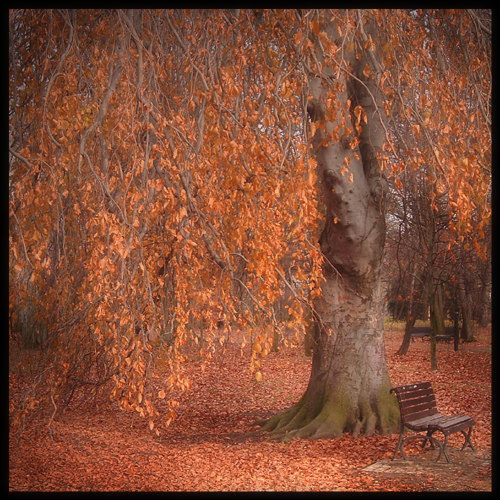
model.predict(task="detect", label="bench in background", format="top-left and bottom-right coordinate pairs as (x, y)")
top-left (410, 326), bottom-right (455, 343)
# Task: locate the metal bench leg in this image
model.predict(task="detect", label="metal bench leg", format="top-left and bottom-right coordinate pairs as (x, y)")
top-left (440, 434), bottom-right (450, 463)
top-left (392, 434), bottom-right (443, 462)
top-left (460, 426), bottom-right (475, 451)
top-left (422, 429), bottom-right (436, 449)
top-left (392, 432), bottom-right (406, 460)
top-left (428, 425), bottom-right (474, 463)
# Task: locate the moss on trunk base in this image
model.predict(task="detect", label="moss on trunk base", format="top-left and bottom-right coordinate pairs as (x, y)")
top-left (257, 380), bottom-right (400, 442)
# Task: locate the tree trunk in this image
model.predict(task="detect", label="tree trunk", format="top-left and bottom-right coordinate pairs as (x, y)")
top-left (396, 315), bottom-right (417, 356)
top-left (261, 268), bottom-right (399, 439)
top-left (303, 306), bottom-right (314, 357)
top-left (456, 275), bottom-right (474, 342)
top-left (460, 289), bottom-right (474, 342)
top-left (259, 14), bottom-right (400, 439)
top-left (429, 285), bottom-right (444, 370)
top-left (396, 265), bottom-right (417, 355)
top-left (453, 303), bottom-right (460, 351)
top-left (478, 270), bottom-right (491, 328)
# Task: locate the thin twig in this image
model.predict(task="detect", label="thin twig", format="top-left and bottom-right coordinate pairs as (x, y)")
top-left (165, 12), bottom-right (209, 92)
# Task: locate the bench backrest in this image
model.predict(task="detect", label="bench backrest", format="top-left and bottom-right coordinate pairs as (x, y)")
top-left (390, 382), bottom-right (438, 424)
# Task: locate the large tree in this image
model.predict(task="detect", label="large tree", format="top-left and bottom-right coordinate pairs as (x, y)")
top-left (9, 9), bottom-right (490, 438)
top-left (260, 12), bottom-right (399, 438)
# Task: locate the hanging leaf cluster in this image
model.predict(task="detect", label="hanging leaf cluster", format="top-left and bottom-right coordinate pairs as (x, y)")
top-left (9, 9), bottom-right (490, 433)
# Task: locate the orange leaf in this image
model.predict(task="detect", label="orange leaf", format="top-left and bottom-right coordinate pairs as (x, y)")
top-left (311, 20), bottom-right (320, 36)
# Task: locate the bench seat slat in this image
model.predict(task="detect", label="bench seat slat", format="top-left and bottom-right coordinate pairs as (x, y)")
top-left (401, 405), bottom-right (436, 419)
top-left (428, 415), bottom-right (474, 432)
top-left (392, 382), bottom-right (432, 393)
top-left (399, 393), bottom-right (435, 405)
top-left (431, 415), bottom-right (472, 427)
top-left (398, 395), bottom-right (434, 406)
top-left (395, 383), bottom-right (432, 393)
top-left (405, 413), bottom-right (444, 431)
top-left (396, 388), bottom-right (434, 401)
top-left (402, 407), bottom-right (437, 424)
top-left (399, 396), bottom-right (436, 413)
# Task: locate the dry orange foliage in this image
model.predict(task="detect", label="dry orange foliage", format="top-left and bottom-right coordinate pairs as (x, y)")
top-left (9, 9), bottom-right (490, 434)
top-left (9, 327), bottom-right (491, 491)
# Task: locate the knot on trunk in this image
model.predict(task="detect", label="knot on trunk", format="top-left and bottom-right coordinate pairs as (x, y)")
top-left (307, 98), bottom-right (325, 122)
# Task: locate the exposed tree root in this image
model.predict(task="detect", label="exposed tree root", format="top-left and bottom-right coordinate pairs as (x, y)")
top-left (255, 385), bottom-right (400, 442)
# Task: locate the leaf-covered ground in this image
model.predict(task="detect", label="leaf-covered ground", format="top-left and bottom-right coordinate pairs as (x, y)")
top-left (9, 326), bottom-right (491, 491)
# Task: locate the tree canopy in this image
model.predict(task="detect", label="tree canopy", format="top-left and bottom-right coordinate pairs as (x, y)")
top-left (9, 9), bottom-right (491, 435)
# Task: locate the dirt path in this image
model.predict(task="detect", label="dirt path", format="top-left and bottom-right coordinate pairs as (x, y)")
top-left (363, 448), bottom-right (491, 491)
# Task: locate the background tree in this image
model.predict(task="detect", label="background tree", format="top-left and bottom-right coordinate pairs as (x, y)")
top-left (9, 9), bottom-right (490, 438)
top-left (381, 9), bottom-right (491, 360)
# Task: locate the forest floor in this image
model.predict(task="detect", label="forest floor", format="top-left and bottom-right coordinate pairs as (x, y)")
top-left (9, 324), bottom-right (491, 492)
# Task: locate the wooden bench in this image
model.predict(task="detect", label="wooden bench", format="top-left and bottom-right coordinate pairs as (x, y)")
top-left (390, 382), bottom-right (475, 463)
top-left (410, 327), bottom-right (431, 341)
top-left (410, 326), bottom-right (454, 343)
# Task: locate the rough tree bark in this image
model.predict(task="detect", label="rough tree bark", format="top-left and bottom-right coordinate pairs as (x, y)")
top-left (259, 15), bottom-right (399, 439)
